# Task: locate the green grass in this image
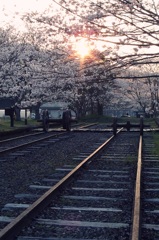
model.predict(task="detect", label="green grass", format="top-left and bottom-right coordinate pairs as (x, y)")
top-left (0, 115), bottom-right (158, 132)
top-left (0, 118), bottom-right (40, 132)
top-left (80, 115), bottom-right (158, 126)
top-left (80, 114), bottom-right (117, 123)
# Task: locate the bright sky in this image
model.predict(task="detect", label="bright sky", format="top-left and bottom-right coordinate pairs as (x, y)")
top-left (0, 0), bottom-right (56, 30)
top-left (0, 0), bottom-right (157, 57)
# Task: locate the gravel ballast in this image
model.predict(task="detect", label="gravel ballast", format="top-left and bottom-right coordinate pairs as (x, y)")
top-left (0, 131), bottom-right (111, 209)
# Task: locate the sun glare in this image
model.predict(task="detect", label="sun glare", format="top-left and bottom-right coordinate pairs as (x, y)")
top-left (74, 39), bottom-right (90, 58)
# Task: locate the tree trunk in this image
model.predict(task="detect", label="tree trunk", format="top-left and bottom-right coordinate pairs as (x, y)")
top-left (15, 107), bottom-right (21, 121)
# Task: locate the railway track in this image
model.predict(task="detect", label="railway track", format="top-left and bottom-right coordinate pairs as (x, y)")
top-left (0, 124), bottom-right (159, 239)
top-left (141, 132), bottom-right (159, 239)
top-left (0, 123), bottom-right (96, 155)
top-left (0, 129), bottom-right (135, 239)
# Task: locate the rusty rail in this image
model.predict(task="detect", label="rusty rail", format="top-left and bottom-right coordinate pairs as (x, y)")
top-left (0, 128), bottom-right (123, 240)
top-left (131, 134), bottom-right (142, 240)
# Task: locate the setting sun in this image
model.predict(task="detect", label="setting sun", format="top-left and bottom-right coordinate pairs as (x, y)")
top-left (74, 39), bottom-right (90, 58)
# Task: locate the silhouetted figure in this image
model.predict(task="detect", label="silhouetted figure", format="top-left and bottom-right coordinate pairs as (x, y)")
top-left (63, 108), bottom-right (71, 131)
top-left (42, 109), bottom-right (49, 132)
top-left (126, 121), bottom-right (131, 131)
top-left (112, 117), bottom-right (117, 136)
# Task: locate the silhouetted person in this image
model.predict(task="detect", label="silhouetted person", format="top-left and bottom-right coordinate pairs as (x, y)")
top-left (62, 108), bottom-right (71, 131)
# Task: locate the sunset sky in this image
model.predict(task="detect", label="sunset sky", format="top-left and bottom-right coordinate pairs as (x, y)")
top-left (0, 0), bottom-right (157, 56)
top-left (0, 0), bottom-right (57, 30)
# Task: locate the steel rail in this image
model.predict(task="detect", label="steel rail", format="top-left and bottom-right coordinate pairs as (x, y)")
top-left (78, 123), bottom-right (98, 128)
top-left (0, 123), bottom-right (98, 154)
top-left (0, 131), bottom-right (68, 154)
top-left (0, 123), bottom-right (83, 143)
top-left (0, 131), bottom-right (45, 143)
top-left (0, 128), bottom-right (123, 240)
top-left (131, 135), bottom-right (142, 240)
top-left (0, 122), bottom-right (91, 144)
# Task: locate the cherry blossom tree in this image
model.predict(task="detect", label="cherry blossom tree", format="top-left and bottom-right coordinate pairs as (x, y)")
top-left (20, 9), bottom-right (118, 116)
top-left (23, 0), bottom-right (159, 113)
top-left (4, 0), bottom-right (158, 118)
top-left (116, 64), bottom-right (159, 116)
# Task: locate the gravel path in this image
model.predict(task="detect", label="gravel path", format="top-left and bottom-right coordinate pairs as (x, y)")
top-left (0, 131), bottom-right (111, 210)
